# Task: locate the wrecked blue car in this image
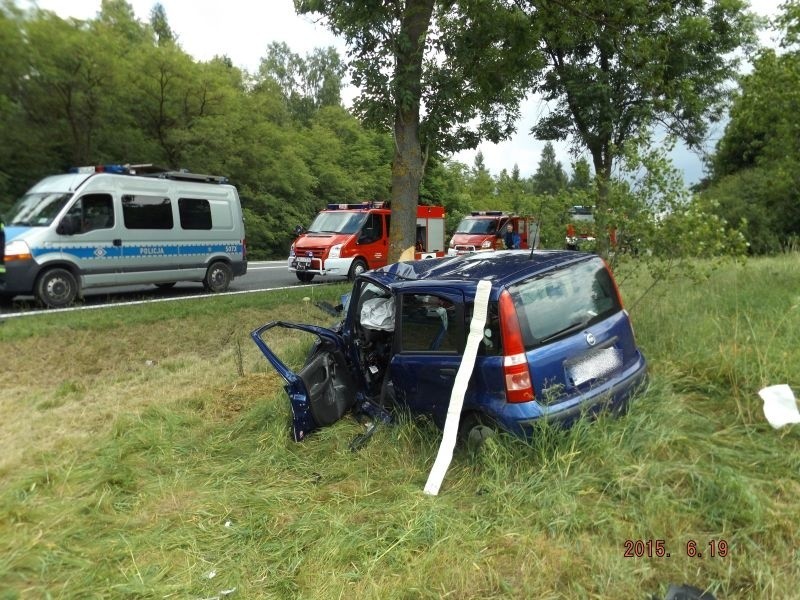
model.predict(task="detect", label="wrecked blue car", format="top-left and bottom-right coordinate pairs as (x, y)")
top-left (251, 250), bottom-right (647, 443)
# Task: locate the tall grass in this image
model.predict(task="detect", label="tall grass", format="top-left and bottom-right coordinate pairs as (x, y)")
top-left (1, 256), bottom-right (799, 598)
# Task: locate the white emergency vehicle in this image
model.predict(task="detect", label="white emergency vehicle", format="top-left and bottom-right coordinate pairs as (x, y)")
top-left (2, 164), bottom-right (247, 307)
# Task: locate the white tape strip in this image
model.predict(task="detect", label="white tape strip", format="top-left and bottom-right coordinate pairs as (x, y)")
top-left (424, 279), bottom-right (492, 496)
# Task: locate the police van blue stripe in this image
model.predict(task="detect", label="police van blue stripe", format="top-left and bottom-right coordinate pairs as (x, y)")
top-left (30, 243), bottom-right (243, 260)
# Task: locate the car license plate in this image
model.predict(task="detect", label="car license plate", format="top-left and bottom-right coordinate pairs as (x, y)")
top-left (565, 347), bottom-right (622, 386)
top-left (295, 256), bottom-right (312, 270)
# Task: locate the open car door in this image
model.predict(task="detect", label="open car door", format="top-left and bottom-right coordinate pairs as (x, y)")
top-left (251, 322), bottom-right (358, 441)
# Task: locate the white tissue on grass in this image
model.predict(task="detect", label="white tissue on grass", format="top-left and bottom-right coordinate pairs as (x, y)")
top-left (759, 384), bottom-right (800, 429)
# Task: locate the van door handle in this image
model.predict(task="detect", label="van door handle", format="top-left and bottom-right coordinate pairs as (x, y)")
top-left (440, 368), bottom-right (457, 377)
top-left (113, 239), bottom-right (122, 246)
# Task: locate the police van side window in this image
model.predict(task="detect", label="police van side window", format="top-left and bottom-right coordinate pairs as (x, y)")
top-left (178, 198), bottom-right (212, 230)
top-left (63, 194), bottom-right (114, 234)
top-left (122, 194), bottom-right (173, 229)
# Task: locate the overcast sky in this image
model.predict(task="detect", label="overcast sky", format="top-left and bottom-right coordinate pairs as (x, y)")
top-left (24, 0), bottom-right (785, 184)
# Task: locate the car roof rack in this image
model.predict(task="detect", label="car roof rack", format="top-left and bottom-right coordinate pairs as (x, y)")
top-left (68, 164), bottom-right (229, 183)
top-left (143, 170), bottom-right (229, 184)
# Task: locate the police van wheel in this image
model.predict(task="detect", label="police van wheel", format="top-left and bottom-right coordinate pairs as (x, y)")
top-left (348, 258), bottom-right (367, 281)
top-left (203, 261), bottom-right (232, 293)
top-left (296, 272), bottom-right (314, 283)
top-left (35, 268), bottom-right (78, 308)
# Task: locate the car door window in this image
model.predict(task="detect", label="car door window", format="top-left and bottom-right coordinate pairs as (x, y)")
top-left (65, 194), bottom-right (114, 234)
top-left (399, 293), bottom-right (459, 352)
top-left (359, 213), bottom-right (383, 244)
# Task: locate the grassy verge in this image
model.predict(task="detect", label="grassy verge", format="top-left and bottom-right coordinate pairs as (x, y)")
top-left (1, 256), bottom-right (799, 599)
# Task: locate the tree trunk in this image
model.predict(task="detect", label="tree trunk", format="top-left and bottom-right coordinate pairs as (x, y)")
top-left (590, 147), bottom-right (613, 260)
top-left (387, 0), bottom-right (435, 264)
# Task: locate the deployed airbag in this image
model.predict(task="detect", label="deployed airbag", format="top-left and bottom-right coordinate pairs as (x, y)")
top-left (361, 297), bottom-right (395, 331)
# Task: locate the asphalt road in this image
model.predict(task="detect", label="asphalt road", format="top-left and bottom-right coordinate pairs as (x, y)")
top-left (1, 260), bottom-right (349, 316)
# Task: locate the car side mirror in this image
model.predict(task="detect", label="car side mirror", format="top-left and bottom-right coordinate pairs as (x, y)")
top-left (56, 215), bottom-right (79, 235)
top-left (293, 224), bottom-right (305, 236)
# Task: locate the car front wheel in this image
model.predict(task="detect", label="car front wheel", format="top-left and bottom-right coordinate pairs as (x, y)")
top-left (296, 272), bottom-right (315, 283)
top-left (35, 268), bottom-right (78, 308)
top-left (348, 258), bottom-right (368, 281)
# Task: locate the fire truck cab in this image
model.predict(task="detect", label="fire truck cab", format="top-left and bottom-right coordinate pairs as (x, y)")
top-left (448, 211), bottom-right (538, 255)
top-left (288, 202), bottom-right (445, 282)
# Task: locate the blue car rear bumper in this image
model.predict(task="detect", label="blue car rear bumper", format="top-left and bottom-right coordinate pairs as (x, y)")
top-left (492, 352), bottom-right (648, 438)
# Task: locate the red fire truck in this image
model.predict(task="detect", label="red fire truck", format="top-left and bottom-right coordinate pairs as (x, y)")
top-left (288, 202), bottom-right (446, 282)
top-left (447, 211), bottom-right (538, 255)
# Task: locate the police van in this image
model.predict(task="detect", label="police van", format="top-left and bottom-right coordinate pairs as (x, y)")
top-left (1, 164), bottom-right (247, 308)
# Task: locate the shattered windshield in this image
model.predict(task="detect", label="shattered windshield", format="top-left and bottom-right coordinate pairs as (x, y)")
top-left (455, 217), bottom-right (498, 234)
top-left (308, 211), bottom-right (367, 234)
top-left (6, 192), bottom-right (73, 227)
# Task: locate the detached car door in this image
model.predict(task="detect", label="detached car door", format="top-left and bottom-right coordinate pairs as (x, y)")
top-left (388, 288), bottom-right (465, 426)
top-left (251, 322), bottom-right (358, 441)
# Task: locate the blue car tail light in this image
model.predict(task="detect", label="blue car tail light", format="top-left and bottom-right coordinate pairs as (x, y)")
top-left (499, 289), bottom-right (534, 403)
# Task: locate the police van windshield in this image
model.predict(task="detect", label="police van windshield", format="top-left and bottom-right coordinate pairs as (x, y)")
top-left (308, 211), bottom-right (367, 234)
top-left (7, 192), bottom-right (73, 227)
top-left (455, 217), bottom-right (498, 234)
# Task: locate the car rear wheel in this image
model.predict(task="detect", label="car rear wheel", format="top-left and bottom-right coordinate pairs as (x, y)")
top-left (296, 272), bottom-right (315, 283)
top-left (348, 258), bottom-right (368, 281)
top-left (203, 261), bottom-right (232, 293)
top-left (35, 267), bottom-right (78, 308)
top-left (458, 412), bottom-right (496, 451)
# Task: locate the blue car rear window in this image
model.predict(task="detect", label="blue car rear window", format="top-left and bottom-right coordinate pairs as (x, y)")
top-left (509, 258), bottom-right (621, 348)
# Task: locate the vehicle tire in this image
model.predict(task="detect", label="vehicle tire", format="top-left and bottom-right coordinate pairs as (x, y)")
top-left (155, 282), bottom-right (176, 289)
top-left (35, 268), bottom-right (78, 308)
top-left (348, 258), bottom-right (368, 281)
top-left (203, 261), bottom-right (232, 293)
top-left (296, 272), bottom-right (315, 283)
top-left (458, 412), bottom-right (496, 452)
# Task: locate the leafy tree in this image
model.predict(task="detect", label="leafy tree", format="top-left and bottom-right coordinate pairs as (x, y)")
top-left (422, 157), bottom-right (473, 238)
top-left (467, 151), bottom-right (495, 207)
top-left (703, 2), bottom-right (800, 253)
top-left (298, 105), bottom-right (392, 205)
top-left (294, 0), bottom-right (539, 262)
top-left (19, 11), bottom-right (119, 167)
top-left (96, 0), bottom-right (149, 44)
top-left (257, 43), bottom-right (346, 123)
top-left (149, 3), bottom-right (175, 46)
top-left (569, 156), bottom-right (592, 191)
top-left (0, 2), bottom-right (36, 205)
top-left (515, 0), bottom-right (758, 255)
top-left (531, 141), bottom-right (567, 196)
top-left (711, 50), bottom-right (800, 177)
top-left (496, 164), bottom-right (527, 214)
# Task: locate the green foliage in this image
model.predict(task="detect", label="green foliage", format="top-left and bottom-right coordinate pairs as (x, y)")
top-left (610, 134), bottom-right (748, 307)
top-left (257, 42), bottom-right (346, 123)
top-left (531, 141), bottom-right (568, 196)
top-left (702, 6), bottom-right (800, 254)
top-left (701, 162), bottom-right (799, 254)
top-left (517, 0), bottom-right (758, 237)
